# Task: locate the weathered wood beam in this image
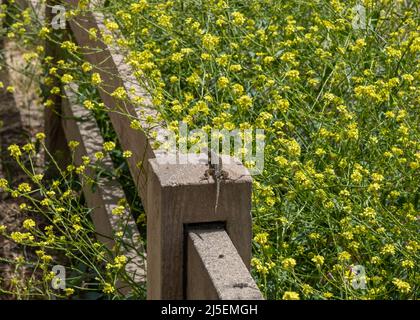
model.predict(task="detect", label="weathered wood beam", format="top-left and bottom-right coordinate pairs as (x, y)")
top-left (65, 0), bottom-right (160, 207)
top-left (187, 226), bottom-right (263, 300)
top-left (61, 83), bottom-right (146, 295)
top-left (45, 0), bottom-right (70, 171)
top-left (146, 156), bottom-right (253, 299)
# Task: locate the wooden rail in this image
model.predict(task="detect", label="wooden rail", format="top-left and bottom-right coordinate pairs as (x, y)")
top-left (187, 226), bottom-right (263, 300)
top-left (147, 154), bottom-right (254, 299)
top-left (66, 0), bottom-right (157, 206)
top-left (40, 0), bottom-right (263, 300)
top-left (61, 83), bottom-right (146, 294)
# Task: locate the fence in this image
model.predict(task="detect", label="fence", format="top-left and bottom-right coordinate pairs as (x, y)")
top-left (41, 0), bottom-right (262, 300)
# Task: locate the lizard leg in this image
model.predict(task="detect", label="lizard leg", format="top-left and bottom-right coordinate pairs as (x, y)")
top-left (200, 169), bottom-right (213, 181)
top-left (221, 170), bottom-right (230, 180)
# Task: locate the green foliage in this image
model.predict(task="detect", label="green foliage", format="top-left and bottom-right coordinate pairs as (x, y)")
top-left (0, 0), bottom-right (419, 300)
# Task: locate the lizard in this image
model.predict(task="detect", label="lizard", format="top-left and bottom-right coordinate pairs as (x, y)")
top-left (201, 148), bottom-right (230, 214)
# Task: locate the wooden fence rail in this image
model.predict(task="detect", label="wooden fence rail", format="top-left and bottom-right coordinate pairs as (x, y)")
top-left (41, 0), bottom-right (264, 300)
top-left (187, 226), bottom-right (263, 300)
top-left (61, 83), bottom-right (146, 294)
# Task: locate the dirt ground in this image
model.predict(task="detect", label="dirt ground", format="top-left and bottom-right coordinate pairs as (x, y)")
top-left (0, 38), bottom-right (44, 299)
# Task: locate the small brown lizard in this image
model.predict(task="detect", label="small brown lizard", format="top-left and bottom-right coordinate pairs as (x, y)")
top-left (202, 148), bottom-right (229, 214)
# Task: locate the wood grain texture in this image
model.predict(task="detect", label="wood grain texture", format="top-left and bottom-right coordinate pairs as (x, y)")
top-left (65, 0), bottom-right (161, 207)
top-left (187, 227), bottom-right (263, 300)
top-left (44, 0), bottom-right (70, 170)
top-left (61, 83), bottom-right (146, 294)
top-left (147, 156), bottom-right (253, 300)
